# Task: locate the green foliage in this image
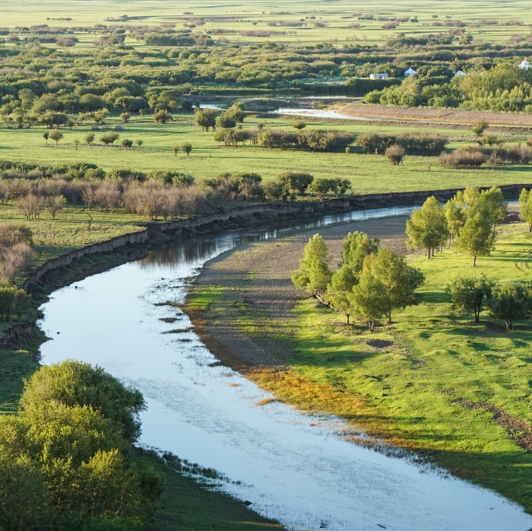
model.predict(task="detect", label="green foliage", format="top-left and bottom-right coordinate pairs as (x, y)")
top-left (20, 360), bottom-right (147, 440)
top-left (368, 247), bottom-right (425, 323)
top-left (446, 275), bottom-right (493, 322)
top-left (487, 282), bottom-right (532, 330)
top-left (325, 265), bottom-right (357, 324)
top-left (153, 110), bottom-right (172, 124)
top-left (291, 234), bottom-right (332, 303)
top-left (100, 132), bottom-right (119, 147)
top-left (341, 231), bottom-right (380, 274)
top-left (194, 108), bottom-right (217, 132)
top-left (519, 188), bottom-right (532, 231)
top-left (455, 209), bottom-right (496, 266)
top-left (406, 196), bottom-right (449, 258)
top-left (472, 119), bottom-right (489, 137)
top-left (275, 171), bottom-right (313, 199)
top-left (49, 130), bottom-right (64, 145)
top-left (180, 142), bottom-right (192, 156)
top-left (351, 270), bottom-right (390, 331)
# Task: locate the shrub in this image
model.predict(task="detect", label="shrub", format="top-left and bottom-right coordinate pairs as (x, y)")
top-left (440, 149), bottom-right (487, 169)
top-left (386, 144), bottom-right (406, 165)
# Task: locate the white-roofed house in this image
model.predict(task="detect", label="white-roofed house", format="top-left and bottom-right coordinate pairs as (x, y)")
top-left (518, 59), bottom-right (530, 70)
top-left (454, 71), bottom-right (466, 77)
top-left (404, 67), bottom-right (417, 77)
top-left (370, 73), bottom-right (389, 80)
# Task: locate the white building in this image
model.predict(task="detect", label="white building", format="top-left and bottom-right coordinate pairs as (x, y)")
top-left (454, 71), bottom-right (466, 77)
top-left (518, 59), bottom-right (530, 70)
top-left (370, 73), bottom-right (389, 80)
top-left (404, 67), bottom-right (417, 77)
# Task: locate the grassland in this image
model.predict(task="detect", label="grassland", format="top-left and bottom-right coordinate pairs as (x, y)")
top-left (186, 216), bottom-right (532, 513)
top-left (4, 111), bottom-right (532, 194)
top-left (3, 0), bottom-right (532, 47)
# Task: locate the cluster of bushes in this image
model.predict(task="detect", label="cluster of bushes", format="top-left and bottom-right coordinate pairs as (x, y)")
top-left (0, 360), bottom-right (163, 530)
top-left (357, 132), bottom-right (448, 155)
top-left (440, 145), bottom-right (532, 169)
top-left (447, 276), bottom-right (532, 330)
top-left (256, 128), bottom-right (355, 152)
top-left (292, 232), bottom-right (424, 330)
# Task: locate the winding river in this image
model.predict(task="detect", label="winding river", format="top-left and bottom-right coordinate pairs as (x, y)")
top-left (38, 207), bottom-right (532, 531)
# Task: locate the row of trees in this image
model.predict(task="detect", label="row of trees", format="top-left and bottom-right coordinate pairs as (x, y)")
top-left (406, 186), bottom-right (507, 266)
top-left (292, 232), bottom-right (424, 330)
top-left (0, 360), bottom-right (163, 529)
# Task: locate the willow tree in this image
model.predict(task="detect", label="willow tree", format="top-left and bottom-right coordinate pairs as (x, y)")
top-left (406, 196), bottom-right (449, 258)
top-left (291, 234), bottom-right (332, 304)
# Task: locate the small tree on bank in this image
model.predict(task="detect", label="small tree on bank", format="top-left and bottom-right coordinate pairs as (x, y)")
top-left (406, 196), bottom-right (449, 258)
top-left (291, 234), bottom-right (332, 304)
top-left (49, 130), bottom-right (63, 146)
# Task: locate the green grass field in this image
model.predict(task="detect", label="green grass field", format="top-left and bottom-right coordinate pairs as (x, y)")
top-left (4, 112), bottom-right (532, 194)
top-left (193, 221), bottom-right (532, 512)
top-left (2, 0), bottom-right (532, 47)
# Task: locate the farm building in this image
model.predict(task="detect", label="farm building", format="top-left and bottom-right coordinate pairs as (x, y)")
top-left (404, 68), bottom-right (417, 77)
top-left (370, 73), bottom-right (389, 80)
top-left (518, 59), bottom-right (530, 70)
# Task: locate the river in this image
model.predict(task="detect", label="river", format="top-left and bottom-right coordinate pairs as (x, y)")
top-left (38, 207), bottom-right (532, 531)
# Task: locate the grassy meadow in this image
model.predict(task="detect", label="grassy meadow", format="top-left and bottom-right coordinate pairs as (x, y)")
top-left (192, 220), bottom-right (532, 512)
top-left (3, 0), bottom-right (532, 47)
top-left (4, 112), bottom-right (532, 194)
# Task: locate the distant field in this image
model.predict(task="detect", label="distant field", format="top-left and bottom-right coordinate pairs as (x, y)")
top-left (2, 0), bottom-right (532, 46)
top-left (3, 112), bottom-right (532, 194)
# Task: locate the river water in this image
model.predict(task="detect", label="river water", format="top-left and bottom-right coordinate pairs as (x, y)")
top-left (38, 207), bottom-right (532, 531)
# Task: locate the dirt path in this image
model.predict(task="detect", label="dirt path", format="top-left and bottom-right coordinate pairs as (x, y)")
top-left (189, 215), bottom-right (414, 367)
top-left (339, 103), bottom-right (532, 128)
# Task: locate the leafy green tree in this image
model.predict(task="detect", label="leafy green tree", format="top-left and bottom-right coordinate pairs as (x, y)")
top-left (340, 231), bottom-right (380, 273)
top-left (519, 188), bottom-right (532, 231)
top-left (100, 132), bottom-right (120, 147)
top-left (481, 134), bottom-right (503, 147)
top-left (181, 141), bottom-right (192, 157)
top-left (84, 132), bottom-right (95, 147)
top-left (120, 112), bottom-right (130, 123)
top-left (455, 209), bottom-right (496, 267)
top-left (368, 247), bottom-right (425, 323)
top-left (446, 275), bottom-right (493, 322)
top-left (292, 120), bottom-right (306, 130)
top-left (153, 109), bottom-right (172, 124)
top-left (194, 108), bottom-right (217, 131)
top-left (275, 172), bottom-right (314, 199)
top-left (326, 265), bottom-right (358, 325)
top-left (329, 177), bottom-right (352, 198)
top-left (0, 286), bottom-right (18, 321)
top-left (479, 186), bottom-right (508, 230)
top-left (445, 197), bottom-right (465, 245)
top-left (308, 177), bottom-right (332, 199)
top-left (181, 99), bottom-right (193, 112)
top-left (135, 139), bottom-right (143, 150)
top-left (43, 132), bottom-right (49, 144)
top-left (216, 113), bottom-right (236, 129)
top-left (406, 196), bottom-right (449, 258)
top-left (49, 130), bottom-right (64, 145)
top-left (487, 282), bottom-right (532, 330)
top-left (471, 119), bottom-right (488, 137)
top-left (121, 138), bottom-right (133, 150)
top-left (20, 360), bottom-right (147, 441)
top-left (172, 144), bottom-right (179, 156)
top-left (73, 139), bottom-right (80, 150)
top-left (350, 270), bottom-right (390, 332)
top-left (226, 102), bottom-right (246, 123)
top-left (291, 234), bottom-right (332, 304)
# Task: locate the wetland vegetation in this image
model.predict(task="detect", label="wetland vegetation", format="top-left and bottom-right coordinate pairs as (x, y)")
top-left (2, 0), bottom-right (532, 527)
